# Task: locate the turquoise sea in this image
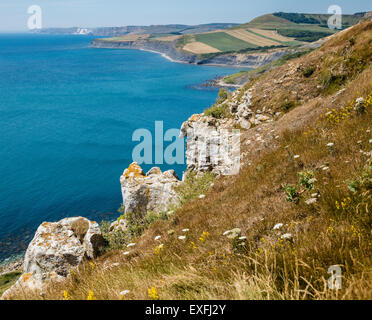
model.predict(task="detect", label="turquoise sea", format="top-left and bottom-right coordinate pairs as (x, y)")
top-left (0, 34), bottom-right (238, 262)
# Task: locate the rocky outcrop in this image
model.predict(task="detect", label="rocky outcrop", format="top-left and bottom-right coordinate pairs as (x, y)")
top-left (180, 85), bottom-right (276, 176)
top-left (120, 163), bottom-right (181, 214)
top-left (1, 217), bottom-right (105, 299)
top-left (180, 114), bottom-right (241, 176)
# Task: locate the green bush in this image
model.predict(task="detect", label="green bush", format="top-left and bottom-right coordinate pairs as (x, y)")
top-left (204, 103), bottom-right (231, 119)
top-left (302, 66), bottom-right (315, 78)
top-left (283, 184), bottom-right (300, 203)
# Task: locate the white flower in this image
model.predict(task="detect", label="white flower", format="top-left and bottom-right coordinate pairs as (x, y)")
top-left (120, 290), bottom-right (130, 296)
top-left (305, 198), bottom-right (317, 205)
top-left (239, 236), bottom-right (247, 240)
top-left (322, 166), bottom-right (329, 171)
top-left (127, 243), bottom-right (136, 248)
top-left (182, 229), bottom-right (190, 232)
top-left (294, 155), bottom-right (300, 159)
top-left (281, 233), bottom-right (292, 240)
top-left (223, 230), bottom-right (231, 236)
top-left (158, 244), bottom-right (164, 249)
top-left (369, 139), bottom-right (372, 144)
top-left (123, 251), bottom-right (130, 255)
top-left (154, 236), bottom-right (161, 241)
top-left (273, 223), bottom-right (284, 230)
top-left (178, 236), bottom-right (186, 240)
top-left (326, 143), bottom-right (334, 147)
top-left (199, 194), bottom-right (206, 199)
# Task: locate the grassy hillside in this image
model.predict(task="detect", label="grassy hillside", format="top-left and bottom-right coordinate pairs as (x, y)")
top-left (96, 12), bottom-right (365, 58)
top-left (9, 18), bottom-right (372, 300)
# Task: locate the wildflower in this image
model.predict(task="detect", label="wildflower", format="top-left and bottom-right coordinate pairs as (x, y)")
top-left (154, 236), bottom-right (161, 241)
top-left (120, 290), bottom-right (130, 300)
top-left (294, 155), bottom-right (300, 159)
top-left (305, 198), bottom-right (317, 205)
top-left (182, 229), bottom-right (190, 232)
top-left (223, 230), bottom-right (231, 236)
top-left (199, 231), bottom-right (210, 242)
top-left (326, 143), bottom-right (334, 147)
top-left (273, 223), bottom-right (284, 230)
top-left (369, 139), bottom-right (372, 144)
top-left (239, 236), bottom-right (247, 240)
top-left (322, 166), bottom-right (329, 171)
top-left (199, 194), bottom-right (206, 199)
top-left (87, 290), bottom-right (96, 300)
top-left (89, 262), bottom-right (95, 270)
top-left (148, 287), bottom-right (159, 300)
top-left (190, 241), bottom-right (198, 249)
top-left (281, 233), bottom-right (292, 240)
top-left (127, 243), bottom-right (136, 248)
top-left (123, 251), bottom-right (130, 255)
top-left (63, 290), bottom-right (71, 300)
top-left (335, 201), bottom-right (340, 210)
top-left (154, 244), bottom-right (164, 255)
top-left (328, 226), bottom-right (335, 233)
top-left (178, 235), bottom-right (186, 240)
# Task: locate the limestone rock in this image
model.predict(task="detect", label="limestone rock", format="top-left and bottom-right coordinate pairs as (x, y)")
top-left (1, 217), bottom-right (105, 299)
top-left (120, 162), bottom-right (181, 214)
top-left (180, 114), bottom-right (241, 176)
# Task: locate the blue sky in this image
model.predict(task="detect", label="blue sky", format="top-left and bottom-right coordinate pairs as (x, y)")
top-left (0, 0), bottom-right (371, 31)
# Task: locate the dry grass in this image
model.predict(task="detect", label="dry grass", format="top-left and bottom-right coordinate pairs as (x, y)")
top-left (7, 20), bottom-right (372, 301)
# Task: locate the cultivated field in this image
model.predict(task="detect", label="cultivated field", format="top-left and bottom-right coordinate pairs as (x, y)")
top-left (226, 29), bottom-right (281, 46)
top-left (248, 28), bottom-right (293, 42)
top-left (183, 41), bottom-right (221, 54)
top-left (194, 32), bottom-right (257, 52)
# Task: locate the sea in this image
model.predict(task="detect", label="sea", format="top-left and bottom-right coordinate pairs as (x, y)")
top-left (0, 33), bottom-right (239, 263)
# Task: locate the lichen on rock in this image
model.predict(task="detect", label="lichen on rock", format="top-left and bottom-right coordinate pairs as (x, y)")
top-left (1, 217), bottom-right (105, 299)
top-left (120, 162), bottom-right (181, 215)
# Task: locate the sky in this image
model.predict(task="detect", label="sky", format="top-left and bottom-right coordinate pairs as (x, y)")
top-left (0, 0), bottom-right (371, 31)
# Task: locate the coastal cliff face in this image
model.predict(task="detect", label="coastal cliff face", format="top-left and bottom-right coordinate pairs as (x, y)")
top-left (91, 38), bottom-right (291, 68)
top-left (92, 39), bottom-right (199, 64)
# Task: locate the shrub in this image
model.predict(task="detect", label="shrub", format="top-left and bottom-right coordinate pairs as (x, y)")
top-left (302, 66), bottom-right (315, 78)
top-left (283, 184), bottom-right (300, 203)
top-left (281, 99), bottom-right (296, 112)
top-left (204, 103), bottom-right (231, 119)
top-left (298, 170), bottom-right (316, 190)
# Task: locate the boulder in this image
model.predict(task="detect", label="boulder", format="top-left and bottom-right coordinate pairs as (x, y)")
top-left (120, 163), bottom-right (181, 214)
top-left (1, 217), bottom-right (105, 299)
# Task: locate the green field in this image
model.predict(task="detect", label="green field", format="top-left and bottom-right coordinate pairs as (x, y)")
top-left (194, 32), bottom-right (258, 52)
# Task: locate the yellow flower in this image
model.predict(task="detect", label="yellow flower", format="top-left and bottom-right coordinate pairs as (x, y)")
top-left (154, 244), bottom-right (164, 255)
top-left (87, 290), bottom-right (96, 300)
top-left (63, 290), bottom-right (71, 300)
top-left (89, 262), bottom-right (95, 270)
top-left (148, 287), bottom-right (159, 300)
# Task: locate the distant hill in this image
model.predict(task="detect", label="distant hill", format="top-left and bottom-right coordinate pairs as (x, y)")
top-left (94, 12), bottom-right (366, 60)
top-left (175, 12), bottom-right (365, 56)
top-left (33, 23), bottom-right (238, 37)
